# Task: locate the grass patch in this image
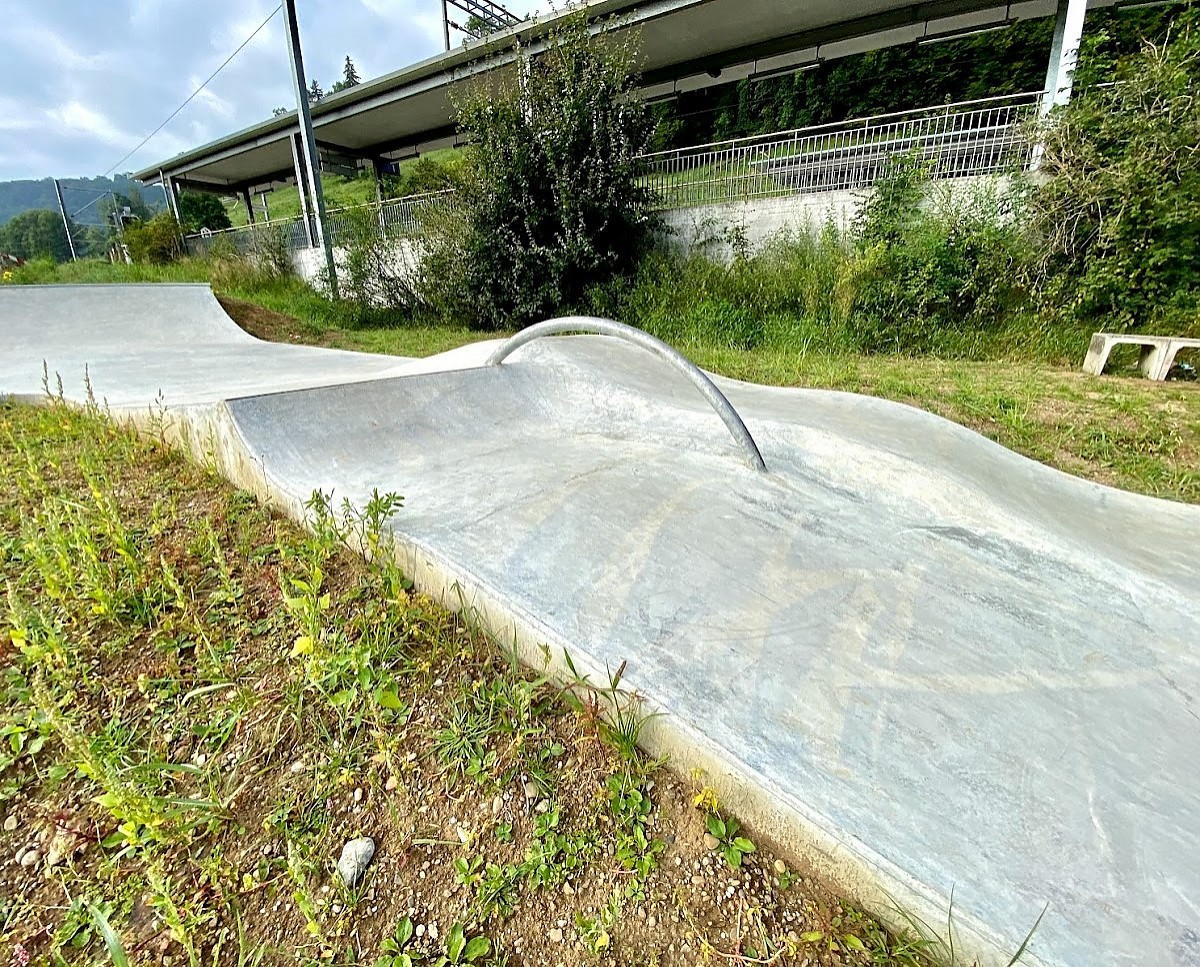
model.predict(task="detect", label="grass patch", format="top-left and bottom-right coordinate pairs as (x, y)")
top-left (1, 399), bottom-right (960, 966)
top-left (6, 257), bottom-right (1197, 504)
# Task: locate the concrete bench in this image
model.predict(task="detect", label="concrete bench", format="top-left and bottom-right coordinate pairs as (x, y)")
top-left (1082, 332), bottom-right (1200, 381)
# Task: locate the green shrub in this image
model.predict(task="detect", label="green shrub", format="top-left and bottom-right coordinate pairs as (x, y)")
top-left (420, 13), bottom-right (656, 329)
top-left (850, 161), bottom-right (1033, 352)
top-left (124, 212), bottom-right (183, 265)
top-left (1028, 10), bottom-right (1200, 333)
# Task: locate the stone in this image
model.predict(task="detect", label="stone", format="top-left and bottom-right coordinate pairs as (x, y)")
top-left (385, 775), bottom-right (399, 792)
top-left (774, 859), bottom-right (787, 875)
top-left (353, 787), bottom-right (364, 803)
top-left (2, 816), bottom-right (16, 832)
top-left (524, 781), bottom-right (540, 801)
top-left (289, 761), bottom-right (306, 774)
top-left (19, 849), bottom-right (39, 868)
top-left (491, 795), bottom-right (503, 817)
top-left (336, 837), bottom-right (375, 888)
top-left (549, 928), bottom-right (563, 943)
top-left (703, 833), bottom-right (720, 850)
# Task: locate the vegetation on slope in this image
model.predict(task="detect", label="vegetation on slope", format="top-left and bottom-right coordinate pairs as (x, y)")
top-left (0, 398), bottom-right (951, 966)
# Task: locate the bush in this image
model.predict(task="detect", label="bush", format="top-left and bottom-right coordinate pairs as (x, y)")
top-left (420, 13), bottom-right (656, 329)
top-left (1028, 10), bottom-right (1200, 333)
top-left (124, 212), bottom-right (183, 265)
top-left (850, 160), bottom-right (1033, 352)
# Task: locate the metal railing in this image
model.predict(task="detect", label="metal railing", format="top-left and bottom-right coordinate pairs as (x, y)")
top-left (641, 92), bottom-right (1040, 209)
top-left (184, 189), bottom-right (457, 258)
top-left (184, 92), bottom-right (1040, 255)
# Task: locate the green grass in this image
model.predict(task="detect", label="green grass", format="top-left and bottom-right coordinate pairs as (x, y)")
top-left (0, 398), bottom-right (954, 967)
top-left (5, 256), bottom-right (1196, 504)
top-left (222, 149), bottom-right (465, 227)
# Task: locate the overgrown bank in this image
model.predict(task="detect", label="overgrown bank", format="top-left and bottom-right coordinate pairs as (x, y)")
top-left (1, 399), bottom-right (950, 966)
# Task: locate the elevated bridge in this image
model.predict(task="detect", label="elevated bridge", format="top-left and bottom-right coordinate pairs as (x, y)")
top-left (133, 0), bottom-right (1104, 216)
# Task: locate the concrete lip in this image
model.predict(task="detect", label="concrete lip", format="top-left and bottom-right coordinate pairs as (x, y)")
top-left (3, 284), bottom-right (1198, 967)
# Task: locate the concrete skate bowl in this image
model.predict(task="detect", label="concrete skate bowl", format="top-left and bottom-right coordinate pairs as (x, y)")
top-left (213, 334), bottom-right (1200, 967)
top-left (2, 285), bottom-right (1198, 966)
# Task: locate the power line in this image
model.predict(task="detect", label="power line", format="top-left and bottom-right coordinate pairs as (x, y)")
top-left (103, 3), bottom-right (283, 177)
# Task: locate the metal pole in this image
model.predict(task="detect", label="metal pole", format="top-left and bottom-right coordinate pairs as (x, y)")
top-left (260, 192), bottom-right (271, 223)
top-left (442, 0), bottom-right (451, 50)
top-left (290, 132), bottom-right (317, 247)
top-left (158, 169), bottom-right (180, 223)
top-left (52, 179), bottom-right (78, 262)
top-left (242, 189), bottom-right (257, 225)
top-left (282, 0), bottom-right (338, 297)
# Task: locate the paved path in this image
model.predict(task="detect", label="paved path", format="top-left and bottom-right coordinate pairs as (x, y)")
top-left (3, 284), bottom-right (1198, 967)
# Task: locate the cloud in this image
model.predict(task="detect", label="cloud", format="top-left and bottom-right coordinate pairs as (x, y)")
top-left (0, 0), bottom-right (543, 181)
top-left (48, 101), bottom-right (136, 148)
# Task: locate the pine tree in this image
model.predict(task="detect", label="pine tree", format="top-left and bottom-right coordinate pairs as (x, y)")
top-left (307, 79), bottom-right (324, 103)
top-left (342, 56), bottom-right (360, 88)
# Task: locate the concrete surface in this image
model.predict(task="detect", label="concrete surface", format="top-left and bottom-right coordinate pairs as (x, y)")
top-left (3, 284), bottom-right (1199, 967)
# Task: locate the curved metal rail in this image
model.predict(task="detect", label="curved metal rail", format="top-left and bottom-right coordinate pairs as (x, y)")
top-left (485, 316), bottom-right (768, 472)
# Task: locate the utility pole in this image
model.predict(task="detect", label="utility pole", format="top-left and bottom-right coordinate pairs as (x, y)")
top-left (282, 0), bottom-right (338, 298)
top-left (442, 0), bottom-right (451, 51)
top-left (52, 179), bottom-right (78, 262)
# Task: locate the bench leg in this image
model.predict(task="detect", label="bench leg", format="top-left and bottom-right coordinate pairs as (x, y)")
top-left (1138, 344), bottom-right (1169, 380)
top-left (1155, 342), bottom-right (1181, 381)
top-left (1082, 334), bottom-right (1112, 376)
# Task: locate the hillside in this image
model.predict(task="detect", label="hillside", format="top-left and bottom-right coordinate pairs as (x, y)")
top-left (0, 174), bottom-right (165, 228)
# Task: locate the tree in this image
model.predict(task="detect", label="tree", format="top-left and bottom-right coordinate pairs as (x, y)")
top-left (178, 192), bottom-right (232, 234)
top-left (330, 56), bottom-right (361, 93)
top-left (0, 209), bottom-right (75, 262)
top-left (420, 14), bottom-right (656, 329)
top-left (272, 106), bottom-right (290, 117)
top-left (308, 79), bottom-right (324, 103)
top-left (1028, 9), bottom-right (1200, 332)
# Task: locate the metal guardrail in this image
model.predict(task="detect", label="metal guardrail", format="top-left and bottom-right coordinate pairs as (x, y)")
top-left (184, 93), bottom-right (1040, 256)
top-left (185, 189), bottom-right (456, 258)
top-left (642, 92), bottom-right (1040, 208)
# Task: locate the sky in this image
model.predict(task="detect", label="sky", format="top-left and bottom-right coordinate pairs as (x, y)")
top-left (0, 0), bottom-right (540, 182)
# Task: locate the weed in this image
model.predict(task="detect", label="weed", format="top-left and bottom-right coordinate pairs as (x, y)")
top-left (706, 812), bottom-right (757, 869)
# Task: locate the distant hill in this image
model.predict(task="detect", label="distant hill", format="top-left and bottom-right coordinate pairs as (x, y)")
top-left (0, 174), bottom-right (165, 228)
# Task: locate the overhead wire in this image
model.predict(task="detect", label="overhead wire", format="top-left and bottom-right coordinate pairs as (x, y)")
top-left (102, 3), bottom-right (283, 177)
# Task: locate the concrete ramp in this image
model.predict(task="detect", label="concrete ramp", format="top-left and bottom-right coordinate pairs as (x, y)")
top-left (3, 285), bottom-right (1199, 967)
top-left (1, 284), bottom-right (439, 405)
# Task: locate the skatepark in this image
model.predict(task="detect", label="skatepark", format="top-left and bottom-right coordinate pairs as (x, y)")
top-left (3, 283), bottom-right (1199, 967)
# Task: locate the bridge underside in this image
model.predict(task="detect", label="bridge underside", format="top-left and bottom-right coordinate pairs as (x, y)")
top-left (134, 0), bottom-right (1105, 203)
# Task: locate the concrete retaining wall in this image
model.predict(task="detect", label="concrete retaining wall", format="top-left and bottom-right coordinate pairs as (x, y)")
top-left (290, 175), bottom-right (1011, 286)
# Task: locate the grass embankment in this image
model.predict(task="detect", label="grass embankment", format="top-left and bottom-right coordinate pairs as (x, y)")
top-left (0, 400), bottom-right (938, 966)
top-left (5, 258), bottom-right (1198, 504)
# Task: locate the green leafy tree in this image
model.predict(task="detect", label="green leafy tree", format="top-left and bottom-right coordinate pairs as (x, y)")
top-left (0, 209), bottom-right (75, 262)
top-left (178, 192), bottom-right (232, 234)
top-left (308, 79), bottom-right (324, 103)
top-left (421, 13), bottom-right (656, 329)
top-left (1028, 9), bottom-right (1200, 332)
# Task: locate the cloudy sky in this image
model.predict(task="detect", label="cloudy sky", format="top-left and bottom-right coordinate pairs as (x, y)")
top-left (0, 0), bottom-right (540, 181)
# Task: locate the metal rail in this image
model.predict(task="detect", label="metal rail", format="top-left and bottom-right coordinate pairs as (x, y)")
top-left (486, 317), bottom-right (768, 472)
top-left (183, 93), bottom-right (1041, 256)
